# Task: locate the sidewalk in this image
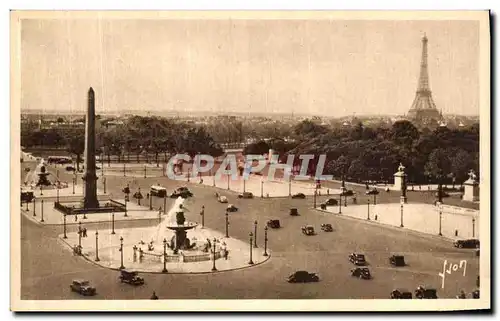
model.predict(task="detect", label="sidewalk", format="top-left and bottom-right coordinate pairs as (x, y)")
top-left (58, 225), bottom-right (270, 274)
top-left (320, 203), bottom-right (479, 240)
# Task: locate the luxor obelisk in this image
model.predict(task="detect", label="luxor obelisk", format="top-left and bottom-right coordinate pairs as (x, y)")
top-left (82, 87), bottom-right (99, 208)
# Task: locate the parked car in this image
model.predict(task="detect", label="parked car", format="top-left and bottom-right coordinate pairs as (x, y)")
top-left (321, 223), bottom-right (333, 232)
top-left (415, 286), bottom-right (438, 299)
top-left (351, 267), bottom-right (371, 280)
top-left (267, 219), bottom-right (281, 229)
top-left (21, 191), bottom-right (34, 203)
top-left (287, 271), bottom-right (319, 283)
top-left (391, 289), bottom-right (413, 299)
top-left (65, 165), bottom-right (76, 172)
top-left (349, 253), bottom-right (367, 266)
top-left (119, 270), bottom-right (145, 286)
top-left (365, 188), bottom-right (380, 196)
top-left (170, 187), bottom-right (193, 198)
top-left (301, 225), bottom-right (315, 236)
top-left (453, 239), bottom-right (480, 249)
top-left (291, 193), bottom-right (306, 199)
top-left (323, 198), bottom-right (338, 206)
top-left (472, 290), bottom-right (480, 299)
top-left (218, 195), bottom-right (228, 203)
top-left (389, 255), bottom-right (406, 267)
top-left (238, 192), bottom-right (254, 199)
top-left (290, 208), bottom-right (299, 216)
top-left (340, 189), bottom-right (354, 196)
top-left (70, 279), bottom-right (96, 296)
top-left (227, 204), bottom-right (238, 212)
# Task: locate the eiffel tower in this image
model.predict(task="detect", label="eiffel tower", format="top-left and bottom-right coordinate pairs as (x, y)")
top-left (407, 34), bottom-right (442, 125)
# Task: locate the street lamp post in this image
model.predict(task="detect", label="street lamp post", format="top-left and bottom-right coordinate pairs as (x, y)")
top-left (78, 221), bottom-right (82, 249)
top-left (243, 176), bottom-right (246, 193)
top-left (211, 237), bottom-right (217, 272)
top-left (119, 236), bottom-right (125, 269)
top-left (367, 199), bottom-right (370, 220)
top-left (261, 180), bottom-right (264, 198)
top-left (248, 232), bottom-right (254, 265)
top-left (162, 238), bottom-right (168, 273)
top-left (400, 203), bottom-right (404, 228)
top-left (200, 205), bottom-right (205, 228)
top-left (225, 211), bottom-right (229, 238)
top-left (288, 175), bottom-right (292, 197)
top-left (101, 149), bottom-right (104, 177)
top-left (111, 209), bottom-right (116, 234)
top-left (339, 193), bottom-right (342, 214)
top-left (33, 198), bottom-right (36, 216)
top-left (123, 163), bottom-right (126, 177)
top-left (254, 220), bottom-right (258, 248)
top-left (63, 214), bottom-right (67, 238)
top-left (95, 230), bottom-right (100, 261)
top-left (149, 193), bottom-right (153, 210)
top-left (144, 165), bottom-right (147, 178)
top-left (103, 177), bottom-right (107, 194)
top-left (41, 199), bottom-right (44, 222)
top-left (56, 184), bottom-right (60, 203)
top-left (472, 217), bottom-right (476, 238)
top-left (72, 176), bottom-right (75, 194)
top-left (163, 194), bottom-right (166, 215)
top-left (227, 174), bottom-right (230, 190)
top-left (313, 190), bottom-right (317, 208)
top-left (438, 207), bottom-right (443, 236)
top-left (263, 226), bottom-right (269, 256)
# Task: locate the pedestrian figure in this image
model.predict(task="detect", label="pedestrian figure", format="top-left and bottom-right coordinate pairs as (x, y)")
top-left (352, 197), bottom-right (357, 204)
top-left (159, 206), bottom-right (163, 215)
top-left (455, 230), bottom-right (458, 237)
top-left (374, 214), bottom-right (378, 221)
top-left (139, 248), bottom-right (144, 263)
top-left (224, 249), bottom-right (229, 260)
top-left (150, 291), bottom-right (159, 300)
top-left (327, 189), bottom-right (329, 195)
top-left (83, 228), bottom-right (87, 237)
top-left (146, 193), bottom-right (150, 199)
top-left (75, 214), bottom-right (78, 222)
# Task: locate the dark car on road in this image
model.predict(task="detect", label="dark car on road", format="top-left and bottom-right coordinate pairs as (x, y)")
top-left (267, 220), bottom-right (281, 229)
top-left (227, 204), bottom-right (238, 212)
top-left (322, 198), bottom-right (338, 206)
top-left (291, 193), bottom-right (306, 199)
top-left (415, 286), bottom-right (438, 299)
top-left (453, 239), bottom-right (480, 249)
top-left (301, 225), bottom-right (315, 236)
top-left (238, 192), bottom-right (254, 199)
top-left (389, 255), bottom-right (406, 267)
top-left (65, 165), bottom-right (76, 171)
top-left (321, 223), bottom-right (333, 232)
top-left (287, 271), bottom-right (319, 283)
top-left (170, 187), bottom-right (193, 199)
top-left (70, 280), bottom-right (96, 296)
top-left (349, 253), bottom-right (367, 266)
top-left (351, 267), bottom-right (371, 279)
top-left (290, 208), bottom-right (299, 216)
top-left (391, 289), bottom-right (413, 299)
top-left (21, 190), bottom-right (34, 203)
top-left (119, 270), bottom-right (144, 286)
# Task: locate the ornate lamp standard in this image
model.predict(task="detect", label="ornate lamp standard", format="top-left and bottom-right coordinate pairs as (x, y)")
top-left (253, 220), bottom-right (258, 248)
top-left (95, 230), bottom-right (100, 261)
top-left (263, 226), bottom-right (269, 256)
top-left (438, 206), bottom-right (443, 236)
top-left (338, 193), bottom-right (342, 214)
top-left (40, 199), bottom-right (45, 223)
top-left (227, 174), bottom-right (230, 190)
top-left (63, 214), bottom-right (67, 239)
top-left (211, 237), bottom-right (217, 272)
top-left (248, 232), bottom-right (254, 265)
top-left (103, 177), bottom-right (107, 194)
top-left (260, 179), bottom-right (264, 198)
top-left (32, 198), bottom-right (36, 217)
top-left (313, 190), bottom-right (317, 208)
top-left (200, 205), bottom-right (205, 229)
top-left (400, 202), bottom-right (404, 228)
top-left (288, 174), bottom-right (292, 197)
top-left (72, 175), bottom-right (75, 194)
top-left (123, 163), bottom-right (126, 177)
top-left (119, 236), bottom-right (125, 269)
top-left (111, 208), bottom-right (116, 235)
top-left (472, 217), bottom-right (476, 238)
top-left (367, 199), bottom-right (370, 220)
top-left (78, 221), bottom-right (82, 250)
top-left (225, 210), bottom-right (229, 238)
top-left (144, 165), bottom-right (147, 178)
top-left (162, 238), bottom-right (168, 273)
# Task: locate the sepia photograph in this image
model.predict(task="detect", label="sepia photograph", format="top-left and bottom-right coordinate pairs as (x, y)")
top-left (10, 10), bottom-right (490, 311)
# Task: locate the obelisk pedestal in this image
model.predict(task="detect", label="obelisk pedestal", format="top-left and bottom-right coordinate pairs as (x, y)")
top-left (393, 163), bottom-right (408, 203)
top-left (463, 170), bottom-right (479, 202)
top-left (82, 87), bottom-right (99, 209)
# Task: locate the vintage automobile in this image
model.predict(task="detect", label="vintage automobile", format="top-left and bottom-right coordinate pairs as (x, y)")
top-left (21, 190), bottom-right (34, 203)
top-left (340, 189), bottom-right (355, 196)
top-left (218, 195), bottom-right (228, 203)
top-left (267, 219), bottom-right (281, 229)
top-left (119, 270), bottom-right (145, 286)
top-left (389, 255), bottom-right (406, 267)
top-left (365, 188), bottom-right (380, 196)
top-left (301, 225), bottom-right (315, 236)
top-left (472, 290), bottom-right (480, 299)
top-left (390, 289), bottom-right (413, 299)
top-left (65, 165), bottom-right (76, 172)
top-left (453, 239), bottom-right (480, 249)
top-left (349, 253), bottom-right (367, 266)
top-left (291, 193), bottom-right (306, 199)
top-left (238, 192), bottom-right (254, 199)
top-left (170, 187), bottom-right (193, 198)
top-left (227, 204), bottom-right (238, 212)
top-left (290, 208), bottom-right (299, 216)
top-left (321, 223), bottom-right (333, 232)
top-left (70, 279), bottom-right (97, 296)
top-left (351, 267), bottom-right (371, 280)
top-left (415, 286), bottom-right (438, 299)
top-left (323, 198), bottom-right (338, 206)
top-left (287, 270), bottom-right (319, 283)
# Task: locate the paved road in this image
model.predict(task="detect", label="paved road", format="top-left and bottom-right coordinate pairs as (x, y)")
top-left (20, 164), bottom-right (480, 300)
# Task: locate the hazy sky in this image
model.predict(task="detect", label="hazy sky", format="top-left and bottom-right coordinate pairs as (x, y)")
top-left (20, 18), bottom-right (479, 116)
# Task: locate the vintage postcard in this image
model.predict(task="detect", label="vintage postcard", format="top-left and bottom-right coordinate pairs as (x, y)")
top-left (10, 10), bottom-right (490, 311)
